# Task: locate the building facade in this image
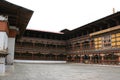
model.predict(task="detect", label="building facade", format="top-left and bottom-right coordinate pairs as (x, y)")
top-left (15, 12), bottom-right (120, 65)
top-left (15, 30), bottom-right (67, 61)
top-left (0, 0), bottom-right (120, 75)
top-left (0, 1), bottom-right (33, 74)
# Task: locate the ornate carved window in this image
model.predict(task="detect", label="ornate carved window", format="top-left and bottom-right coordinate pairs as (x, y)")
top-left (102, 35), bottom-right (111, 48)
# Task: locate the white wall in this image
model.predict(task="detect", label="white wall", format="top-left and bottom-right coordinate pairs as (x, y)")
top-left (0, 32), bottom-right (8, 74)
top-left (0, 32), bottom-right (8, 51)
top-left (6, 38), bottom-right (15, 64)
top-left (0, 15), bottom-right (8, 21)
top-left (0, 57), bottom-right (5, 74)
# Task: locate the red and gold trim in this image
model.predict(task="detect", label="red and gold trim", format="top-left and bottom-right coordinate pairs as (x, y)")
top-left (9, 29), bottom-right (18, 37)
top-left (0, 21), bottom-right (9, 34)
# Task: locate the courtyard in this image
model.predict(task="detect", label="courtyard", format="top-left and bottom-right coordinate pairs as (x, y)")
top-left (0, 63), bottom-right (120, 80)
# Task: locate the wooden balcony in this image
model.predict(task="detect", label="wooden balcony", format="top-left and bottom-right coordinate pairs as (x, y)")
top-left (15, 45), bottom-right (66, 55)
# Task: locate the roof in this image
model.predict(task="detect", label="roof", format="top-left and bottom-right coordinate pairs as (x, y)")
top-left (68, 12), bottom-right (120, 35)
top-left (0, 0), bottom-right (33, 36)
top-left (23, 29), bottom-right (66, 40)
top-left (60, 29), bottom-right (70, 33)
top-left (22, 12), bottom-right (120, 40)
top-left (27, 29), bottom-right (64, 34)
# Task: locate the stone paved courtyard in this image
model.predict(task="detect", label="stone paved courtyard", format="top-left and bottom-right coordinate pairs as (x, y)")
top-left (0, 63), bottom-right (120, 80)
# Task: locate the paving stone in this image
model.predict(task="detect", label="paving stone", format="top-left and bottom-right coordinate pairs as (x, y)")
top-left (0, 63), bottom-right (120, 80)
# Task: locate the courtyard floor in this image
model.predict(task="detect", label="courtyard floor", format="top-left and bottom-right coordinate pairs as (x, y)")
top-left (0, 63), bottom-right (120, 80)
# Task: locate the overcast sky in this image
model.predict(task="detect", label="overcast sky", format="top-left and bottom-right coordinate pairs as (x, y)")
top-left (7, 0), bottom-right (120, 32)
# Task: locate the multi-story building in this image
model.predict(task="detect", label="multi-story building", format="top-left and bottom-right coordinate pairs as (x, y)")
top-left (15, 29), bottom-right (67, 61)
top-left (15, 12), bottom-right (120, 65)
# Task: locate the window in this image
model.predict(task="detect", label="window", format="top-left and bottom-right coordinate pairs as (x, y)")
top-left (102, 35), bottom-right (111, 48)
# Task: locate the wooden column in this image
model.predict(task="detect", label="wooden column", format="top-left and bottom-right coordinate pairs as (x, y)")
top-left (119, 56), bottom-right (120, 63)
top-left (72, 55), bottom-right (75, 62)
top-left (101, 54), bottom-right (105, 64)
top-left (89, 55), bottom-right (92, 64)
top-left (80, 55), bottom-right (83, 63)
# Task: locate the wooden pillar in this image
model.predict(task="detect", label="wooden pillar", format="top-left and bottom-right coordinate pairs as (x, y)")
top-left (101, 54), bottom-right (104, 64)
top-left (89, 55), bottom-right (92, 64)
top-left (72, 55), bottom-right (75, 62)
top-left (118, 56), bottom-right (120, 63)
top-left (80, 55), bottom-right (83, 63)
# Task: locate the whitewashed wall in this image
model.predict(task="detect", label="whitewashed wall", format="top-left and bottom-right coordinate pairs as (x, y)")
top-left (7, 38), bottom-right (15, 64)
top-left (0, 57), bottom-right (5, 74)
top-left (0, 32), bottom-right (8, 51)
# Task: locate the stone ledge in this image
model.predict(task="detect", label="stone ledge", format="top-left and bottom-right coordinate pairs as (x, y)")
top-left (0, 54), bottom-right (8, 57)
top-left (0, 63), bottom-right (4, 64)
top-left (14, 60), bottom-right (67, 64)
top-left (0, 50), bottom-right (8, 57)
